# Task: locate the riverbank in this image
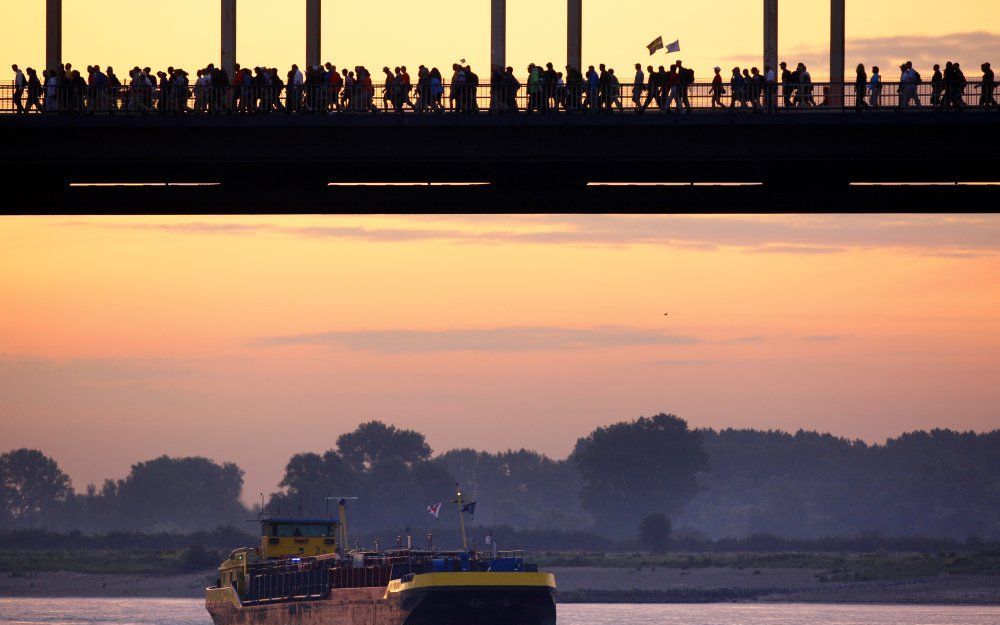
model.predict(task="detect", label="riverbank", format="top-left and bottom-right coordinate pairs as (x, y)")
top-left (2, 566), bottom-right (998, 604)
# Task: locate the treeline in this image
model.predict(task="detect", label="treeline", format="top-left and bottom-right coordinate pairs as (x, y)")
top-left (678, 428), bottom-right (1000, 540)
top-left (0, 526), bottom-right (255, 551)
top-left (3, 416), bottom-right (999, 542)
top-left (2, 525), bottom-right (997, 556)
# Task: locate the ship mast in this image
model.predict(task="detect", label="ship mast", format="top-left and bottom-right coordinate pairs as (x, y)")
top-left (454, 483), bottom-right (468, 551)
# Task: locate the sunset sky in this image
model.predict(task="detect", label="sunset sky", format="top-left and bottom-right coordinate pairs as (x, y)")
top-left (2, 1), bottom-right (999, 80)
top-left (2, 2), bottom-right (1000, 501)
top-left (1, 214), bottom-right (999, 501)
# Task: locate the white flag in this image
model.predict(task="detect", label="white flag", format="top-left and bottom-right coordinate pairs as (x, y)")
top-left (427, 502), bottom-right (442, 519)
top-left (665, 40), bottom-right (681, 54)
top-left (485, 534), bottom-right (492, 545)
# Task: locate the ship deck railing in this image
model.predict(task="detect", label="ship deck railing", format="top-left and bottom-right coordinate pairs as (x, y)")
top-left (238, 547), bottom-right (535, 603)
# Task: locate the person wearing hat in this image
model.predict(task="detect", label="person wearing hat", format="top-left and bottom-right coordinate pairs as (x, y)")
top-left (711, 66), bottom-right (724, 108)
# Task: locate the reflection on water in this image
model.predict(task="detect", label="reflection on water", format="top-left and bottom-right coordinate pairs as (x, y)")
top-left (1, 598), bottom-right (998, 625)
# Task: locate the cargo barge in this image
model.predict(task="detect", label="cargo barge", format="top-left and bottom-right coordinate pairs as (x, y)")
top-left (205, 506), bottom-right (556, 625)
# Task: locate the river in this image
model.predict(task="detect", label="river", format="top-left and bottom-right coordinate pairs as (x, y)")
top-left (1, 598), bottom-right (998, 625)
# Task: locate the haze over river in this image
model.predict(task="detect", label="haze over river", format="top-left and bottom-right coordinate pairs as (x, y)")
top-left (1, 598), bottom-right (998, 625)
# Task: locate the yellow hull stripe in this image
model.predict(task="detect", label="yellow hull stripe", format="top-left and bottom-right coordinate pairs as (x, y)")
top-left (207, 571), bottom-right (557, 606)
top-left (386, 572), bottom-right (556, 597)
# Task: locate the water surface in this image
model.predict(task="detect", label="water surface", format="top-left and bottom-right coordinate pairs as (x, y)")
top-left (0, 598), bottom-right (997, 625)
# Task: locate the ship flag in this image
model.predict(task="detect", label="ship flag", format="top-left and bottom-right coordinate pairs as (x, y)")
top-left (646, 36), bottom-right (664, 56)
top-left (427, 502), bottom-right (442, 519)
top-left (665, 39), bottom-right (681, 54)
top-left (461, 501), bottom-right (477, 518)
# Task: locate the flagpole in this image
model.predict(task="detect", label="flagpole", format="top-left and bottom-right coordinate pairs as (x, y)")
top-left (455, 483), bottom-right (468, 551)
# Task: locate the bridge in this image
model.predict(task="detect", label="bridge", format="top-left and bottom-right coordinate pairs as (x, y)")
top-left (3, 0), bottom-right (996, 214)
top-left (2, 104), bottom-right (997, 213)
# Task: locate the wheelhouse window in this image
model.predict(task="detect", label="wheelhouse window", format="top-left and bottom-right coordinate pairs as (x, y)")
top-left (269, 523), bottom-right (334, 537)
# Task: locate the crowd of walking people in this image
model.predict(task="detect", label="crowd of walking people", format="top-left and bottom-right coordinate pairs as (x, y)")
top-left (7, 58), bottom-right (997, 114)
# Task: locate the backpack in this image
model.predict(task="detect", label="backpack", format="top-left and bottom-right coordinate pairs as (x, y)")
top-left (912, 70), bottom-right (922, 84)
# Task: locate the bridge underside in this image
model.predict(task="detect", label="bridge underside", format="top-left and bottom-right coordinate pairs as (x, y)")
top-left (2, 112), bottom-right (997, 213)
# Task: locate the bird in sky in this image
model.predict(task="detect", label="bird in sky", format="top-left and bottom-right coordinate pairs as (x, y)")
top-left (664, 313), bottom-right (669, 316)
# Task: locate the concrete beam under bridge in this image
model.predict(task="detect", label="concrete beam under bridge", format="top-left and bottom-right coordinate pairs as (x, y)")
top-left (567, 0), bottom-right (582, 73)
top-left (491, 0), bottom-right (506, 70)
top-left (764, 0), bottom-right (778, 75)
top-left (46, 0), bottom-right (62, 72)
top-left (221, 0), bottom-right (237, 75)
top-left (306, 0), bottom-right (321, 68)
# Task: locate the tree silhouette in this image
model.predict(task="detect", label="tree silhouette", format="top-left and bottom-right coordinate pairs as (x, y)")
top-left (0, 449), bottom-right (73, 527)
top-left (336, 421), bottom-right (432, 472)
top-left (572, 414), bottom-right (708, 538)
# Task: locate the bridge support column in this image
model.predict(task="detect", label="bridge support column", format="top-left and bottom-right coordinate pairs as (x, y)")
top-left (221, 0), bottom-right (237, 75)
top-left (46, 0), bottom-right (62, 72)
top-left (830, 0), bottom-right (845, 106)
top-left (567, 0), bottom-right (582, 72)
top-left (491, 0), bottom-right (506, 70)
top-left (306, 0), bottom-right (321, 68)
top-left (764, 0), bottom-right (778, 75)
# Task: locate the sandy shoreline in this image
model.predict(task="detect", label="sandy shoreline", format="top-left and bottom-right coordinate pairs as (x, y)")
top-left (1, 567), bottom-right (997, 604)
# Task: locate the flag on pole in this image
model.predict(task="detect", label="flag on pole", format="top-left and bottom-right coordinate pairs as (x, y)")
top-left (427, 502), bottom-right (442, 519)
top-left (485, 533), bottom-right (492, 545)
top-left (646, 36), bottom-right (664, 56)
top-left (665, 40), bottom-right (681, 54)
top-left (461, 501), bottom-right (477, 518)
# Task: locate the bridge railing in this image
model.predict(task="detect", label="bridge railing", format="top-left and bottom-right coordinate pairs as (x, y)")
top-left (1, 80), bottom-right (996, 115)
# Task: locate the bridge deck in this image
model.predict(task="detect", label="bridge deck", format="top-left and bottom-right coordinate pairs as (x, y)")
top-left (1, 110), bottom-right (997, 213)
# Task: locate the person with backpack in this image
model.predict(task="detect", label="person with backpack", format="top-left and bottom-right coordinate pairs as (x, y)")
top-left (107, 66), bottom-right (121, 112)
top-left (502, 66), bottom-right (519, 113)
top-left (869, 66), bottom-right (882, 108)
top-left (930, 64), bottom-right (944, 107)
top-left (710, 67), bottom-right (724, 108)
top-left (951, 62), bottom-right (967, 109)
top-left (25, 68), bottom-right (42, 113)
top-left (663, 64), bottom-right (680, 112)
top-left (605, 68), bottom-right (622, 112)
top-left (729, 67), bottom-right (744, 109)
top-left (906, 61), bottom-right (922, 106)
top-left (676, 61), bottom-right (694, 112)
top-left (976, 62), bottom-right (996, 109)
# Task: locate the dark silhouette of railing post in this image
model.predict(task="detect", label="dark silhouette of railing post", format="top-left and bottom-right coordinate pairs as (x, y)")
top-left (830, 0), bottom-right (845, 106)
top-left (567, 0), bottom-right (582, 73)
top-left (491, 0), bottom-right (506, 70)
top-left (46, 0), bottom-right (62, 72)
top-left (764, 0), bottom-right (778, 75)
top-left (221, 0), bottom-right (237, 76)
top-left (306, 0), bottom-right (321, 68)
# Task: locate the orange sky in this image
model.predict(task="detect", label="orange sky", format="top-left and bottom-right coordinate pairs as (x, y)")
top-left (1, 214), bottom-right (999, 501)
top-left (2, 1), bottom-right (999, 80)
